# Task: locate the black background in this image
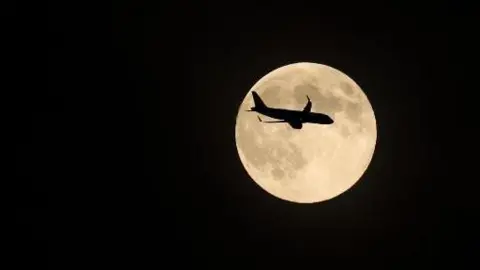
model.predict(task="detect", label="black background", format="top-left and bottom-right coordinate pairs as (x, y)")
top-left (15, 1), bottom-right (478, 268)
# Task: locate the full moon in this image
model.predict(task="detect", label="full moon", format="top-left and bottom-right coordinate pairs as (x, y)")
top-left (235, 62), bottom-right (377, 203)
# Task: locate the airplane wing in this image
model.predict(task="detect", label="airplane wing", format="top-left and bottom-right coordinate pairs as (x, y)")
top-left (302, 95), bottom-right (312, 113)
top-left (257, 116), bottom-right (287, 123)
top-left (258, 116), bottom-right (302, 129)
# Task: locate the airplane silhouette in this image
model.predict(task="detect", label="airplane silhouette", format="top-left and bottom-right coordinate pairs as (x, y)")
top-left (246, 91), bottom-right (334, 129)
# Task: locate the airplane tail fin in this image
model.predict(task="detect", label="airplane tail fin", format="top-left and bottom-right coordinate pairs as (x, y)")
top-left (251, 91), bottom-right (267, 109)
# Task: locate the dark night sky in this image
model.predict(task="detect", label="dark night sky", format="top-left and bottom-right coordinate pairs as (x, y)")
top-left (15, 1), bottom-right (479, 268)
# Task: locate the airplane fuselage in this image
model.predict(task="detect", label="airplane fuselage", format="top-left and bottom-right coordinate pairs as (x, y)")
top-left (248, 90), bottom-right (334, 129)
top-left (254, 106), bottom-right (334, 128)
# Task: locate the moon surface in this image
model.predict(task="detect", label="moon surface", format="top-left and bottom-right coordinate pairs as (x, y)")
top-left (235, 62), bottom-right (377, 203)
